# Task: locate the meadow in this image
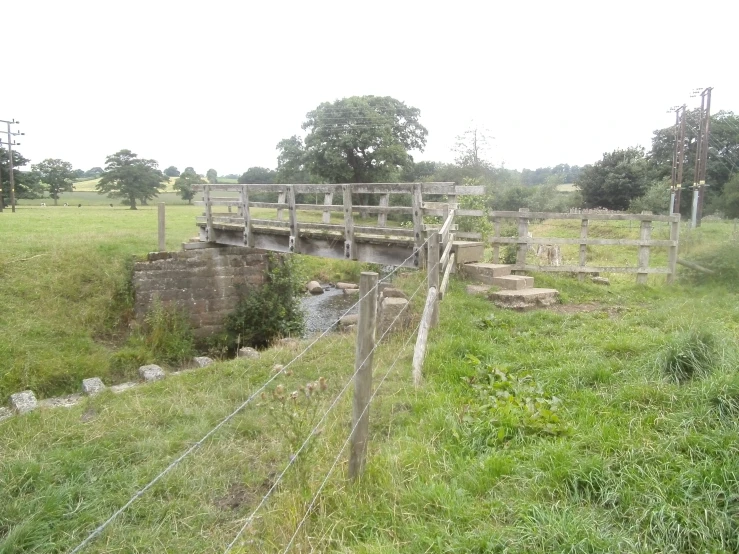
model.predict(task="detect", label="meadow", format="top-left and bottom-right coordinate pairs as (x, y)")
top-left (1, 204), bottom-right (738, 553)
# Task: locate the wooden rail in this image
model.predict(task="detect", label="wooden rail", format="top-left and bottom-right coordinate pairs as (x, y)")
top-left (193, 183), bottom-right (483, 267)
top-left (489, 209), bottom-right (681, 283)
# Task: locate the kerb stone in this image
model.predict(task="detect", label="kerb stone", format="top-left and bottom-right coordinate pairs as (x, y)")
top-left (10, 390), bottom-right (38, 414)
top-left (138, 364), bottom-right (166, 382)
top-left (82, 377), bottom-right (106, 396)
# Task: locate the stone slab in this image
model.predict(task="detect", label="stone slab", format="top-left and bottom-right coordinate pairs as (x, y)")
top-left (138, 364), bottom-right (166, 382)
top-left (378, 297), bottom-right (411, 336)
top-left (466, 284), bottom-right (493, 295)
top-left (491, 288), bottom-right (559, 310)
top-left (381, 287), bottom-right (408, 299)
top-left (193, 356), bottom-right (214, 368)
top-left (452, 241), bottom-right (485, 265)
top-left (82, 377), bottom-right (106, 395)
top-left (461, 263), bottom-right (513, 283)
top-left (491, 275), bottom-right (535, 290)
top-left (10, 390), bottom-right (37, 414)
top-left (336, 282), bottom-right (359, 290)
top-left (39, 394), bottom-right (83, 409)
top-left (238, 347), bottom-right (260, 359)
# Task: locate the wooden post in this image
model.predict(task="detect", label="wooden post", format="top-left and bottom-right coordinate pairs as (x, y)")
top-left (157, 202), bottom-right (166, 252)
top-left (667, 215), bottom-right (680, 284)
top-left (322, 192), bottom-right (333, 224)
top-left (412, 286), bottom-right (438, 388)
top-left (578, 218), bottom-right (588, 281)
top-left (287, 185), bottom-right (300, 253)
top-left (636, 216), bottom-right (652, 284)
top-left (240, 185), bottom-right (254, 248)
top-left (516, 208), bottom-right (529, 267)
top-left (492, 217), bottom-right (500, 263)
top-left (412, 183), bottom-right (424, 269)
top-left (349, 271), bottom-right (378, 481)
top-left (343, 185), bottom-right (356, 260)
top-left (377, 194), bottom-right (389, 227)
top-left (277, 189), bottom-right (287, 221)
top-left (204, 185), bottom-right (214, 242)
top-left (428, 232), bottom-right (440, 327)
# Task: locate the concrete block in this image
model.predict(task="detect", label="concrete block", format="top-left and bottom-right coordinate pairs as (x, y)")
top-left (82, 377), bottom-right (106, 396)
top-left (381, 287), bottom-right (408, 299)
top-left (453, 241), bottom-right (485, 265)
top-left (336, 282), bottom-right (359, 290)
top-left (10, 390), bottom-right (37, 414)
top-left (466, 284), bottom-right (492, 295)
top-left (491, 275), bottom-right (535, 290)
top-left (193, 356), bottom-right (214, 368)
top-left (378, 297), bottom-right (411, 335)
top-left (592, 277), bottom-right (610, 285)
top-left (491, 288), bottom-right (559, 310)
top-left (138, 364), bottom-right (166, 382)
top-left (238, 347), bottom-right (260, 359)
top-left (460, 263), bottom-right (513, 284)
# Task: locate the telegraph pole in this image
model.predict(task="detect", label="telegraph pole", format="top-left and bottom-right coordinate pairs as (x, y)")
top-left (690, 92), bottom-right (705, 228)
top-left (674, 105), bottom-right (686, 215)
top-left (696, 87), bottom-right (712, 226)
top-left (669, 106), bottom-right (679, 213)
top-left (0, 119), bottom-right (24, 213)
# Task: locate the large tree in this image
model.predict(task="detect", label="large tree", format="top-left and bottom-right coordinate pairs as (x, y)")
top-left (276, 96), bottom-right (428, 184)
top-left (238, 166), bottom-right (276, 184)
top-left (173, 167), bottom-right (205, 204)
top-left (96, 149), bottom-right (168, 210)
top-left (1, 148), bottom-right (44, 206)
top-left (32, 158), bottom-right (76, 205)
top-left (577, 147), bottom-right (648, 210)
top-left (206, 168), bottom-right (218, 184)
top-left (164, 166), bottom-right (180, 177)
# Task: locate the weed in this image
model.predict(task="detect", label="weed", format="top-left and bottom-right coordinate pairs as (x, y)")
top-left (657, 328), bottom-right (718, 383)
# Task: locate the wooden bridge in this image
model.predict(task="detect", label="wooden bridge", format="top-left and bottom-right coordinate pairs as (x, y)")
top-left (193, 183), bottom-right (484, 267)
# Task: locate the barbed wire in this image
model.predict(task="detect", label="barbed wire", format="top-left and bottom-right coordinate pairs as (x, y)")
top-left (68, 239), bottom-right (433, 554)
top-left (222, 276), bottom-right (429, 553)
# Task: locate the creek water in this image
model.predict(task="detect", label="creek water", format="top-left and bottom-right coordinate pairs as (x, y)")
top-left (301, 286), bottom-right (359, 334)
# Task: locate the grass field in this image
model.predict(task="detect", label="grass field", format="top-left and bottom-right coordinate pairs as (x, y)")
top-left (1, 208), bottom-right (739, 553)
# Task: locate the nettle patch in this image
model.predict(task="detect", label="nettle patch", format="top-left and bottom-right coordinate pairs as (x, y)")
top-left (454, 355), bottom-right (568, 453)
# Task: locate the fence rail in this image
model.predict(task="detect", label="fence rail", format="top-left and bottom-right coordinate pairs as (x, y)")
top-left (488, 209), bottom-right (681, 284)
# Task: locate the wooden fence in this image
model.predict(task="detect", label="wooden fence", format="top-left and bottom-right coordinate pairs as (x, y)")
top-left (193, 183), bottom-right (483, 267)
top-left (488, 209), bottom-right (681, 284)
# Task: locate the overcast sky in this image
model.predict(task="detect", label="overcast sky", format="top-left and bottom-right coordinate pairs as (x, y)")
top-left (4, 0), bottom-right (737, 176)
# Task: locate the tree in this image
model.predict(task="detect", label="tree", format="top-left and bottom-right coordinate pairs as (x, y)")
top-left (85, 167), bottom-right (103, 178)
top-left (577, 147), bottom-right (648, 210)
top-left (164, 166), bottom-right (180, 177)
top-left (723, 173), bottom-right (739, 219)
top-left (454, 125), bottom-right (493, 172)
top-left (96, 149), bottom-right (168, 210)
top-left (174, 170), bottom-right (205, 204)
top-left (238, 167), bottom-right (276, 184)
top-left (276, 95), bottom-right (428, 184)
top-left (32, 158), bottom-right (77, 205)
top-left (275, 136), bottom-right (310, 183)
top-left (73, 169), bottom-right (85, 179)
top-left (206, 168), bottom-right (218, 184)
top-left (1, 147), bottom-right (44, 205)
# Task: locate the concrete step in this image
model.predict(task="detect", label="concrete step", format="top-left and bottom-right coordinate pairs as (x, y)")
top-left (491, 288), bottom-right (559, 310)
top-left (461, 263), bottom-right (513, 284)
top-left (452, 241), bottom-right (485, 265)
top-left (491, 275), bottom-right (535, 290)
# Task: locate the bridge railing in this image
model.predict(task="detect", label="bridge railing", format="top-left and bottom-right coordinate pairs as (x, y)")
top-left (193, 183), bottom-right (483, 267)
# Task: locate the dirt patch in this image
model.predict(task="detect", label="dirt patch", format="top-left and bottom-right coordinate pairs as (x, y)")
top-left (547, 302), bottom-right (624, 317)
top-left (215, 478), bottom-right (272, 511)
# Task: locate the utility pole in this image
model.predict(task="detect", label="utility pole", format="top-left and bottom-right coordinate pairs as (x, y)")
top-left (690, 91), bottom-right (705, 228)
top-left (0, 119), bottom-right (24, 213)
top-left (674, 105), bottom-right (686, 216)
top-left (696, 87), bottom-right (712, 226)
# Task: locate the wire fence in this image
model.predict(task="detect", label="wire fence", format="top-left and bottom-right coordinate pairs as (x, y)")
top-left (68, 236), bottom-right (432, 554)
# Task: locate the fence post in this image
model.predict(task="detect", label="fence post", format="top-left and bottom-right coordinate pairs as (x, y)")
top-left (377, 193), bottom-right (389, 227)
top-left (636, 214), bottom-right (652, 284)
top-left (412, 183), bottom-right (425, 269)
top-left (277, 189), bottom-right (286, 221)
top-left (349, 271), bottom-right (378, 481)
top-left (578, 217), bottom-right (588, 281)
top-left (516, 208), bottom-right (529, 267)
top-left (204, 185), bottom-right (213, 242)
top-left (343, 185), bottom-right (356, 260)
top-left (240, 185), bottom-right (254, 248)
top-left (157, 202), bottom-right (166, 252)
top-left (428, 232), bottom-right (440, 327)
top-left (287, 185), bottom-right (300, 253)
top-left (492, 216), bottom-right (500, 263)
top-left (322, 192), bottom-right (333, 224)
top-left (667, 215), bottom-right (680, 284)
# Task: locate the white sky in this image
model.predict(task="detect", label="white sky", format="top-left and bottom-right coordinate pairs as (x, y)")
top-left (5, 0), bottom-right (738, 176)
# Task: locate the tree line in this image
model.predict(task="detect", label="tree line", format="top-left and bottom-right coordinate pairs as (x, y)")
top-left (2, 95), bottom-right (738, 216)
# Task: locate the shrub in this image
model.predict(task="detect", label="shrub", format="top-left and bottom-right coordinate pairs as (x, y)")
top-left (224, 254), bottom-right (305, 349)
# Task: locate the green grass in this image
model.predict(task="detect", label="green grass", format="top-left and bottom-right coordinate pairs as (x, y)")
top-left (2, 210), bottom-right (739, 553)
